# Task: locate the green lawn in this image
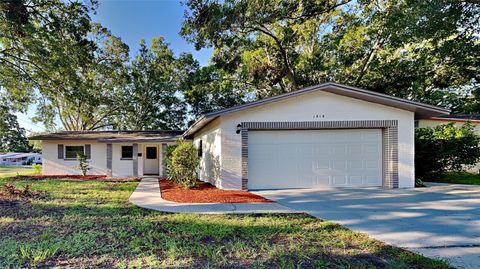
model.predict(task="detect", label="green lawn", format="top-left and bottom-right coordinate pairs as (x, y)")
top-left (0, 166), bottom-right (36, 178)
top-left (0, 178), bottom-right (450, 268)
top-left (426, 172), bottom-right (480, 185)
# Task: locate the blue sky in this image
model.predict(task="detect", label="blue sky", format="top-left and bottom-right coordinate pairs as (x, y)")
top-left (17, 0), bottom-right (212, 133)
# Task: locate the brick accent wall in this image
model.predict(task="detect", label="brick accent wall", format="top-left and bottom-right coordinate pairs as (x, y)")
top-left (240, 120), bottom-right (399, 190)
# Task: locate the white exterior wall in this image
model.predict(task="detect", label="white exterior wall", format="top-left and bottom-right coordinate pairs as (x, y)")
top-left (193, 119), bottom-right (222, 187)
top-left (42, 140), bottom-right (108, 175)
top-left (112, 144), bottom-right (134, 177)
top-left (215, 91), bottom-right (415, 189)
top-left (42, 141), bottom-right (174, 177)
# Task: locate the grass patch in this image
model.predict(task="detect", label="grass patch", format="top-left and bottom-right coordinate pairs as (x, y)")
top-left (426, 172), bottom-right (480, 185)
top-left (0, 166), bottom-right (36, 178)
top-left (0, 177), bottom-right (451, 268)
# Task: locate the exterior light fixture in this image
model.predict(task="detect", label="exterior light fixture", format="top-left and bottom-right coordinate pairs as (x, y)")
top-left (236, 124), bottom-right (242, 134)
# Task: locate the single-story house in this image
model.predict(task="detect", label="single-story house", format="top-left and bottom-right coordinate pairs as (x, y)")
top-left (417, 114), bottom-right (480, 173)
top-left (30, 83), bottom-right (449, 190)
top-left (0, 152), bottom-right (42, 166)
top-left (28, 131), bottom-right (183, 177)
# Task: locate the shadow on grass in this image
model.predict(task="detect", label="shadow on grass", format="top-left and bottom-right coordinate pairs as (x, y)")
top-left (0, 179), bottom-right (451, 268)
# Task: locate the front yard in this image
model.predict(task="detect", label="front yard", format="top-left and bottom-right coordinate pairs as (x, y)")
top-left (0, 177), bottom-right (449, 268)
top-left (426, 172), bottom-right (480, 185)
top-left (0, 166), bottom-right (36, 178)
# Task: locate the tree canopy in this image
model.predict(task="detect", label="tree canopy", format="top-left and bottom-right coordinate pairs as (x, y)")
top-left (114, 38), bottom-right (187, 130)
top-left (182, 0), bottom-right (479, 106)
top-left (0, 99), bottom-right (31, 152)
top-left (1, 0), bottom-right (479, 133)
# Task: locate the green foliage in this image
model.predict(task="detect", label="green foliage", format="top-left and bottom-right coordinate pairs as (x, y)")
top-left (432, 172), bottom-right (480, 185)
top-left (0, 101), bottom-right (31, 152)
top-left (168, 139), bottom-right (199, 188)
top-left (182, 0), bottom-right (480, 110)
top-left (415, 123), bottom-right (480, 180)
top-left (2, 0), bottom-right (479, 132)
top-left (165, 144), bottom-right (178, 179)
top-left (75, 153), bottom-right (90, 176)
top-left (114, 38), bottom-right (187, 130)
top-left (31, 164), bottom-right (42, 175)
top-left (0, 178), bottom-right (448, 268)
top-left (181, 63), bottom-right (248, 119)
top-left (19, 243), bottom-right (60, 266)
top-left (1, 0), bottom-right (130, 131)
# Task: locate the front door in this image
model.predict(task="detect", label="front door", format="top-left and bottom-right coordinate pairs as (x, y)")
top-left (143, 145), bottom-right (159, 175)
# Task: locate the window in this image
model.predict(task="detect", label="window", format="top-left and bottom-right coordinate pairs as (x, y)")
top-left (197, 140), bottom-right (203, 157)
top-left (146, 147), bottom-right (157, 159)
top-left (121, 146), bottom-right (133, 159)
top-left (65, 146), bottom-right (84, 159)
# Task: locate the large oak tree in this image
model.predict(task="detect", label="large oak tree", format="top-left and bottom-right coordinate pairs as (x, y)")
top-left (181, 0), bottom-right (479, 111)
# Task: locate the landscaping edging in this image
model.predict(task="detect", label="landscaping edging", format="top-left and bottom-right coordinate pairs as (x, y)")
top-left (129, 177), bottom-right (294, 214)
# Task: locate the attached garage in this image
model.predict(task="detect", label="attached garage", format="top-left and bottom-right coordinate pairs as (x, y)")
top-left (185, 83), bottom-right (450, 190)
top-left (248, 129), bottom-right (382, 189)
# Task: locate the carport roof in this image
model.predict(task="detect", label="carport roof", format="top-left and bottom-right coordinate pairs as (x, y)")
top-left (29, 130), bottom-right (184, 142)
top-left (184, 82), bottom-right (450, 138)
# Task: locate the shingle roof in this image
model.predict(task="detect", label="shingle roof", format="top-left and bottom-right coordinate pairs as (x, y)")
top-left (28, 130), bottom-right (184, 142)
top-left (184, 82), bottom-right (450, 138)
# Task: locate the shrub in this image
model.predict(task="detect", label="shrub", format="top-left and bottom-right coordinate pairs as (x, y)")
top-left (165, 144), bottom-right (178, 180)
top-left (31, 164), bottom-right (42, 175)
top-left (415, 123), bottom-right (480, 180)
top-left (75, 153), bottom-right (90, 176)
top-left (168, 139), bottom-right (200, 188)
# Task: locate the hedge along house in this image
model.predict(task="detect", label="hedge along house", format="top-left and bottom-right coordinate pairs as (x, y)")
top-left (183, 83), bottom-right (449, 190)
top-left (29, 131), bottom-right (183, 177)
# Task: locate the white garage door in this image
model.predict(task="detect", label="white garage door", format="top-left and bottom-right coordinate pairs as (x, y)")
top-left (248, 129), bottom-right (383, 189)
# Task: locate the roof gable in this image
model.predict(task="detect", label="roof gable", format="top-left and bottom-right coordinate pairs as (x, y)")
top-left (184, 83), bottom-right (449, 138)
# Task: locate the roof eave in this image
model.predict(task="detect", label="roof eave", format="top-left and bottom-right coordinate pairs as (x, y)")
top-left (183, 115), bottom-right (214, 139)
top-left (183, 83), bottom-right (450, 137)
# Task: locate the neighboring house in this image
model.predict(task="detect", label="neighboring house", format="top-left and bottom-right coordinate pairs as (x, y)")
top-left (28, 131), bottom-right (183, 177)
top-left (30, 83), bottom-right (449, 190)
top-left (0, 152), bottom-right (42, 166)
top-left (418, 114), bottom-right (480, 173)
top-left (417, 114), bottom-right (480, 131)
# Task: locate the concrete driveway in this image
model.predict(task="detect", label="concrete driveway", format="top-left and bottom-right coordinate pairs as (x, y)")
top-left (254, 183), bottom-right (480, 269)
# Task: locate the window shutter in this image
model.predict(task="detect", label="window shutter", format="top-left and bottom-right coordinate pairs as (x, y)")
top-left (57, 144), bottom-right (64, 159)
top-left (85, 144), bottom-right (91, 159)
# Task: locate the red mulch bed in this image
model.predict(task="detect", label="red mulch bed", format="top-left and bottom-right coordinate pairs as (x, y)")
top-left (15, 175), bottom-right (106, 180)
top-left (159, 179), bottom-right (272, 203)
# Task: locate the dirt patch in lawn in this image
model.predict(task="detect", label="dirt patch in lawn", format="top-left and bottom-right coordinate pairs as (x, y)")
top-left (159, 179), bottom-right (272, 203)
top-left (13, 175), bottom-right (141, 182)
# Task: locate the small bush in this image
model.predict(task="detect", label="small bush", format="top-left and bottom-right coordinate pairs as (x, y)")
top-left (168, 139), bottom-right (200, 188)
top-left (75, 153), bottom-right (90, 176)
top-left (415, 123), bottom-right (480, 180)
top-left (31, 164), bottom-right (42, 175)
